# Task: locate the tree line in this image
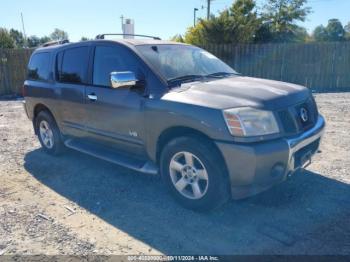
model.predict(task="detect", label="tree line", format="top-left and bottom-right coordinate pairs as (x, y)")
top-left (172, 0), bottom-right (350, 45)
top-left (0, 28), bottom-right (91, 49)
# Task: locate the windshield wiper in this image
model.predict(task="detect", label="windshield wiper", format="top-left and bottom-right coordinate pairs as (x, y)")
top-left (205, 72), bottom-right (237, 78)
top-left (167, 74), bottom-right (206, 84)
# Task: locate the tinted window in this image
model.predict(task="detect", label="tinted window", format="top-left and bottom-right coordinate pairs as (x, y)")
top-left (58, 47), bottom-right (89, 84)
top-left (27, 52), bottom-right (51, 81)
top-left (93, 46), bottom-right (140, 87)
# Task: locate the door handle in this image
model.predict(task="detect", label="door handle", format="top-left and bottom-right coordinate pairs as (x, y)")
top-left (87, 93), bottom-right (97, 101)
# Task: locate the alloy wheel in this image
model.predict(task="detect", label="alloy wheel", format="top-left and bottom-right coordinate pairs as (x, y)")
top-left (39, 120), bottom-right (54, 149)
top-left (169, 151), bottom-right (209, 200)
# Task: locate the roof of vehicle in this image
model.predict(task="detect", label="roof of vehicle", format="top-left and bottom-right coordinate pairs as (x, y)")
top-left (34, 38), bottom-right (189, 52)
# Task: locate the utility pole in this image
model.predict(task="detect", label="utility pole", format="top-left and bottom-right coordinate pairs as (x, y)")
top-left (206, 0), bottom-right (212, 20)
top-left (20, 12), bottom-right (27, 47)
top-left (193, 8), bottom-right (199, 27)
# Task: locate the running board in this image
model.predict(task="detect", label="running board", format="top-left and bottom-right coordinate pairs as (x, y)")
top-left (64, 139), bottom-right (158, 175)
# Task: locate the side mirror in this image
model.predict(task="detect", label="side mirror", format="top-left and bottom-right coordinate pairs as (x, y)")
top-left (110, 71), bottom-right (138, 89)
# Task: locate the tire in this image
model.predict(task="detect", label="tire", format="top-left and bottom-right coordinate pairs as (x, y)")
top-left (35, 111), bottom-right (64, 155)
top-left (160, 136), bottom-right (230, 211)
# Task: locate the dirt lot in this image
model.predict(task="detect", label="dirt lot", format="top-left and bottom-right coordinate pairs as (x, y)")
top-left (0, 93), bottom-right (349, 255)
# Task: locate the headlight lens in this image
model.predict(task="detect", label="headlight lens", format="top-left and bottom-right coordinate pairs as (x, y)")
top-left (223, 107), bottom-right (279, 137)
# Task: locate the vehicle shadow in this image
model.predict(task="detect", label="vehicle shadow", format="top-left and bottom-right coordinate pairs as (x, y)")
top-left (24, 148), bottom-right (350, 255)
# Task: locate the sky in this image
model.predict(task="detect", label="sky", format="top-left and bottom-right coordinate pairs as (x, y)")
top-left (1, 0), bottom-right (350, 41)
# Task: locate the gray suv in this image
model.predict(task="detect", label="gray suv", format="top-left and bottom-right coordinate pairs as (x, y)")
top-left (23, 34), bottom-right (325, 210)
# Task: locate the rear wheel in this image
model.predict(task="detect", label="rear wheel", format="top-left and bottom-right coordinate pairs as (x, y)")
top-left (35, 111), bottom-right (64, 155)
top-left (160, 136), bottom-right (230, 211)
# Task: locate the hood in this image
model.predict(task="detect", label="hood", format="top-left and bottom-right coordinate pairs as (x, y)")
top-left (161, 76), bottom-right (311, 111)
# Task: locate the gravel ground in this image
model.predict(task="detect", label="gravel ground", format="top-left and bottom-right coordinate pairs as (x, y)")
top-left (0, 93), bottom-right (349, 255)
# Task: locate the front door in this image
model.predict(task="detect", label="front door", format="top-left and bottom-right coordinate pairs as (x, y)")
top-left (84, 44), bottom-right (147, 157)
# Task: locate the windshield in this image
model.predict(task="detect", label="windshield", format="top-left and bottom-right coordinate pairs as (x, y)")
top-left (135, 44), bottom-right (237, 83)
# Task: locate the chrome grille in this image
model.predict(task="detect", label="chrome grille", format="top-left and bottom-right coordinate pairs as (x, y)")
top-left (278, 96), bottom-right (319, 135)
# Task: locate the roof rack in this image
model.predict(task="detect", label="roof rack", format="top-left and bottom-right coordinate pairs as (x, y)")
top-left (95, 34), bottom-right (161, 40)
top-left (42, 39), bottom-right (69, 47)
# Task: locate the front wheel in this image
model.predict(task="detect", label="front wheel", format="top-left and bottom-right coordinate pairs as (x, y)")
top-left (160, 136), bottom-right (230, 211)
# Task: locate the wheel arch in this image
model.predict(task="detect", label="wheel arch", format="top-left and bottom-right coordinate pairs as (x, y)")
top-left (33, 103), bottom-right (57, 134)
top-left (156, 126), bottom-right (227, 173)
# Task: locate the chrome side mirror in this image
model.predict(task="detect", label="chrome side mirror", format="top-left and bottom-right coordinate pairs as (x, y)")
top-left (110, 71), bottom-right (137, 89)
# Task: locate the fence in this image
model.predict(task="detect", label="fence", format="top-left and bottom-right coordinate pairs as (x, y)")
top-left (0, 48), bottom-right (32, 96)
top-left (202, 41), bottom-right (350, 92)
top-left (0, 42), bottom-right (350, 96)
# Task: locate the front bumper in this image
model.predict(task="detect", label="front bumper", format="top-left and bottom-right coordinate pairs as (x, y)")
top-left (216, 115), bottom-right (325, 199)
top-left (22, 100), bottom-right (30, 119)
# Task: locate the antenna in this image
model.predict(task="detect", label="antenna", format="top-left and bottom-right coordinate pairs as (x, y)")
top-left (21, 12), bottom-right (27, 47)
top-left (120, 15), bottom-right (124, 32)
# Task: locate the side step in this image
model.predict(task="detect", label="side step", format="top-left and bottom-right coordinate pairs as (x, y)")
top-left (64, 139), bottom-right (158, 175)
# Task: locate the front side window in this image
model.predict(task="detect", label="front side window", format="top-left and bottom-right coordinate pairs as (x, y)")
top-left (135, 44), bottom-right (236, 82)
top-left (58, 47), bottom-right (89, 84)
top-left (27, 52), bottom-right (51, 81)
top-left (93, 45), bottom-right (139, 87)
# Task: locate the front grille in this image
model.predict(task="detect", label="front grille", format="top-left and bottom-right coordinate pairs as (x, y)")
top-left (277, 96), bottom-right (319, 135)
top-left (277, 110), bottom-right (297, 134)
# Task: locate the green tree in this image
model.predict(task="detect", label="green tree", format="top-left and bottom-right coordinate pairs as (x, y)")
top-left (313, 19), bottom-right (346, 42)
top-left (293, 26), bottom-right (309, 42)
top-left (0, 28), bottom-right (15, 48)
top-left (313, 25), bottom-right (328, 42)
top-left (184, 20), bottom-right (208, 46)
top-left (345, 22), bottom-right (350, 40)
top-left (254, 22), bottom-right (274, 43)
top-left (9, 29), bottom-right (25, 48)
top-left (198, 10), bottom-right (232, 44)
top-left (170, 34), bottom-right (184, 43)
top-left (326, 19), bottom-right (345, 41)
top-left (39, 36), bottom-right (51, 45)
top-left (184, 0), bottom-right (260, 45)
top-left (50, 28), bottom-right (69, 41)
top-left (27, 36), bottom-right (51, 47)
top-left (262, 0), bottom-right (311, 42)
top-left (27, 36), bottom-right (41, 48)
top-left (228, 0), bottom-right (261, 43)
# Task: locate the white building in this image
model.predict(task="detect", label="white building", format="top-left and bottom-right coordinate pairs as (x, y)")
top-left (122, 18), bottom-right (135, 38)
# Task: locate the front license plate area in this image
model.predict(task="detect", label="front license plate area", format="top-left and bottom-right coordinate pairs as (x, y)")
top-left (293, 138), bottom-right (320, 169)
top-left (299, 151), bottom-right (312, 168)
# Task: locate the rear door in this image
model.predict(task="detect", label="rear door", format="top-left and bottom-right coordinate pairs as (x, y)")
top-left (25, 52), bottom-right (56, 118)
top-left (55, 46), bottom-right (90, 138)
top-left (84, 44), bottom-right (147, 157)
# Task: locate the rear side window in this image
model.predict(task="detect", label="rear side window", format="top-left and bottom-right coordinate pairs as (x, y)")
top-left (93, 45), bottom-right (140, 87)
top-left (27, 52), bottom-right (51, 81)
top-left (58, 47), bottom-right (89, 84)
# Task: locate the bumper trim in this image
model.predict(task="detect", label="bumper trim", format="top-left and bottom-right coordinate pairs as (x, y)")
top-left (286, 115), bottom-right (325, 154)
top-left (22, 100), bottom-right (30, 119)
top-left (285, 115), bottom-right (325, 173)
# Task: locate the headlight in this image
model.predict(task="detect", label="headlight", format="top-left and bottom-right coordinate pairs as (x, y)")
top-left (223, 107), bottom-right (279, 137)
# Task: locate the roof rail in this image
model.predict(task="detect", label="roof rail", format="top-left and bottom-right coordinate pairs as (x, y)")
top-left (95, 34), bottom-right (161, 40)
top-left (42, 39), bottom-right (70, 47)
